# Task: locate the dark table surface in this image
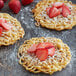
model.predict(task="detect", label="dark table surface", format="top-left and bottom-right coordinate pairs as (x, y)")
top-left (0, 0), bottom-right (76, 76)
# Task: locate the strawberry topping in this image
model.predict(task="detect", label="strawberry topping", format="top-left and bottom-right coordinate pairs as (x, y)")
top-left (58, 7), bottom-right (62, 14)
top-left (36, 49), bottom-right (48, 61)
top-left (0, 23), bottom-right (12, 30)
top-left (62, 5), bottom-right (71, 17)
top-left (46, 2), bottom-right (71, 18)
top-left (48, 47), bottom-right (55, 57)
top-left (46, 7), bottom-right (51, 15)
top-left (0, 27), bottom-right (3, 36)
top-left (27, 42), bottom-right (55, 61)
top-left (0, 19), bottom-right (7, 23)
top-left (49, 7), bottom-right (60, 18)
top-left (37, 42), bottom-right (54, 49)
top-left (53, 2), bottom-right (64, 8)
top-left (0, 18), bottom-right (12, 30)
top-left (27, 44), bottom-right (38, 53)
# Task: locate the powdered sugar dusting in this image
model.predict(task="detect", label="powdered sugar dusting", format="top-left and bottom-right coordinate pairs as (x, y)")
top-left (0, 0), bottom-right (76, 76)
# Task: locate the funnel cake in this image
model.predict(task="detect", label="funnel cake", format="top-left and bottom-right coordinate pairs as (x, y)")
top-left (18, 37), bottom-right (71, 74)
top-left (32, 0), bottom-right (76, 31)
top-left (0, 13), bottom-right (24, 46)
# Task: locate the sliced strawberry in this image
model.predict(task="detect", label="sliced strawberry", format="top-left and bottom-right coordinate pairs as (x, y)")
top-left (36, 49), bottom-right (48, 61)
top-left (27, 44), bottom-right (38, 53)
top-left (37, 42), bottom-right (54, 50)
top-left (0, 23), bottom-right (12, 30)
top-left (0, 18), bottom-right (12, 30)
top-left (0, 27), bottom-right (3, 36)
top-left (22, 0), bottom-right (34, 6)
top-left (0, 18), bottom-right (7, 23)
top-left (8, 0), bottom-right (21, 14)
top-left (62, 5), bottom-right (71, 17)
top-left (48, 47), bottom-right (55, 57)
top-left (46, 7), bottom-right (51, 15)
top-left (49, 7), bottom-right (60, 18)
top-left (58, 7), bottom-right (62, 14)
top-left (53, 2), bottom-right (64, 8)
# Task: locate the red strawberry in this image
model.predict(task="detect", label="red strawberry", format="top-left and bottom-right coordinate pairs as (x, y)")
top-left (0, 23), bottom-right (12, 30)
top-left (0, 18), bottom-right (7, 23)
top-left (48, 47), bottom-right (55, 57)
top-left (62, 5), bottom-right (71, 17)
top-left (36, 49), bottom-right (48, 61)
top-left (49, 7), bottom-right (60, 18)
top-left (0, 0), bottom-right (4, 9)
top-left (3, 0), bottom-right (7, 2)
top-left (0, 18), bottom-right (12, 30)
top-left (53, 2), bottom-right (64, 8)
top-left (37, 42), bottom-right (54, 50)
top-left (58, 7), bottom-right (62, 14)
top-left (8, 0), bottom-right (21, 14)
top-left (46, 7), bottom-right (51, 15)
top-left (0, 27), bottom-right (3, 36)
top-left (21, 0), bottom-right (33, 6)
top-left (27, 44), bottom-right (38, 53)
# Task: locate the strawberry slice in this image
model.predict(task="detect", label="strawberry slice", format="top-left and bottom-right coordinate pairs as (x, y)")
top-left (58, 7), bottom-right (62, 14)
top-left (46, 7), bottom-right (51, 15)
top-left (37, 42), bottom-right (54, 49)
top-left (0, 18), bottom-right (7, 23)
top-left (0, 18), bottom-right (12, 30)
top-left (0, 27), bottom-right (3, 36)
top-left (0, 23), bottom-right (12, 30)
top-left (53, 2), bottom-right (64, 8)
top-left (62, 5), bottom-right (71, 17)
top-left (48, 47), bottom-right (55, 57)
top-left (49, 7), bottom-right (60, 18)
top-left (36, 49), bottom-right (48, 61)
top-left (27, 44), bottom-right (38, 53)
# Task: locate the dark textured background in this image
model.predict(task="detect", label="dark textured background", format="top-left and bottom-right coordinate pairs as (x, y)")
top-left (0, 0), bottom-right (76, 76)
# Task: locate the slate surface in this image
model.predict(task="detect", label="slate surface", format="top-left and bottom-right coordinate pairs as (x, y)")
top-left (0, 0), bottom-right (76, 76)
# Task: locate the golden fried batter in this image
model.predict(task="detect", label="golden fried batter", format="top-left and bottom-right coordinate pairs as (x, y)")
top-left (18, 37), bottom-right (71, 74)
top-left (0, 13), bottom-right (25, 46)
top-left (32, 0), bottom-right (76, 31)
